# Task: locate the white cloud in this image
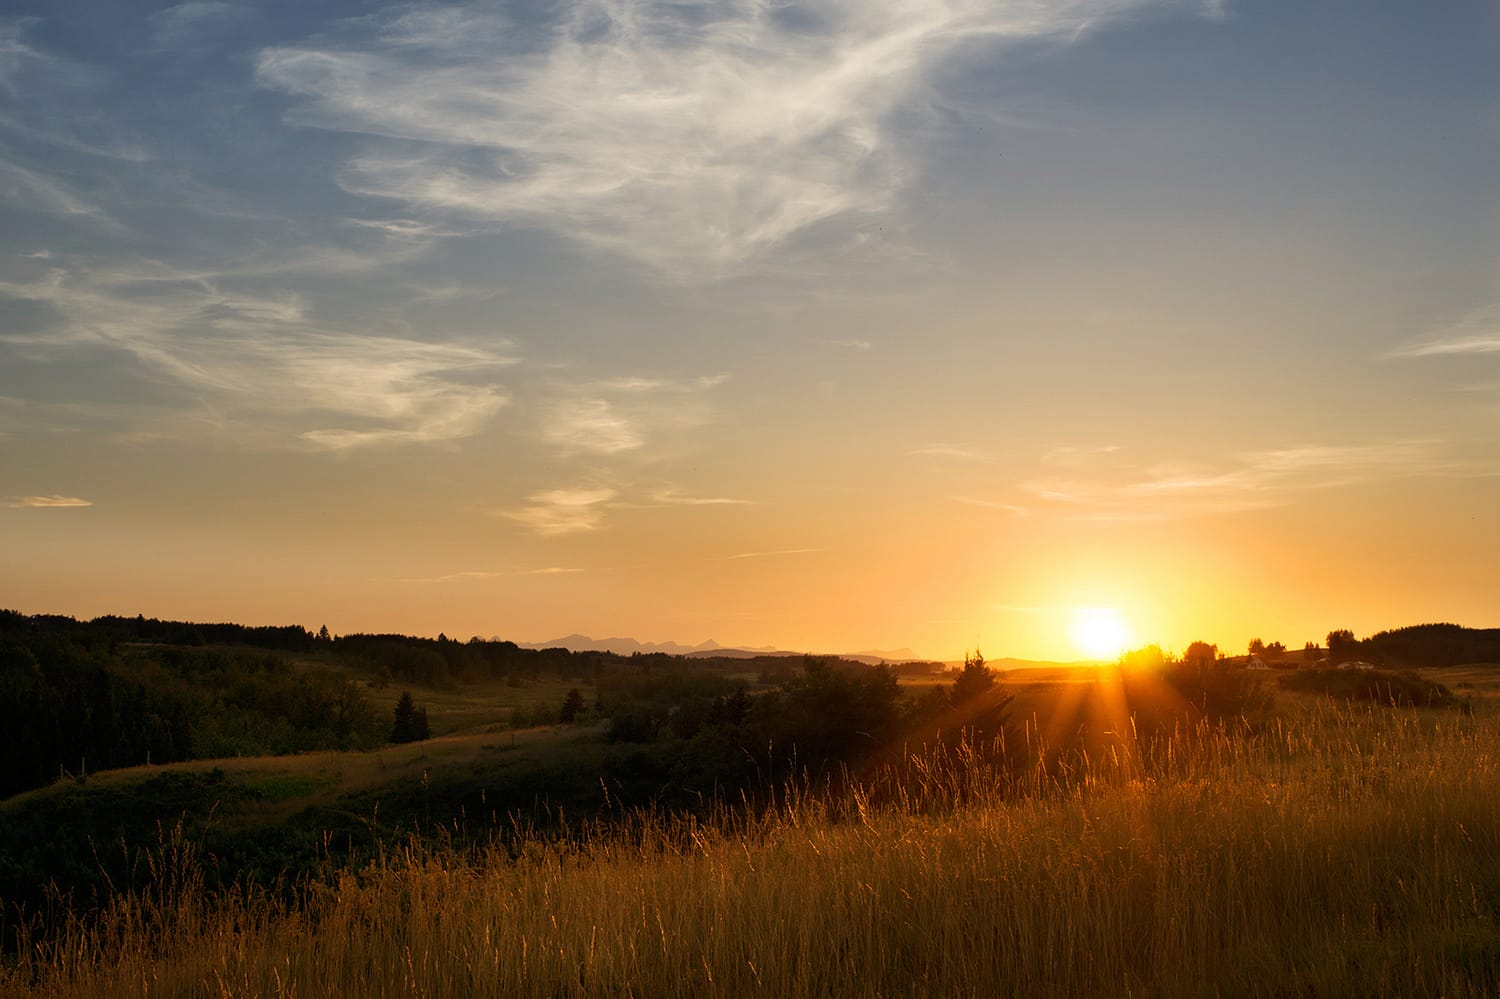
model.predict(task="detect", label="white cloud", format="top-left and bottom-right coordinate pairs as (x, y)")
top-left (953, 496), bottom-right (1027, 515)
top-left (341, 218), bottom-right (465, 242)
top-left (595, 374), bottom-right (729, 394)
top-left (542, 398), bottom-right (644, 455)
top-left (256, 0), bottom-right (1206, 281)
top-left (728, 547), bottom-right (827, 560)
top-left (6, 494), bottom-right (92, 508)
top-left (1022, 440), bottom-right (1450, 519)
top-left (379, 566), bottom-right (588, 583)
top-left (1041, 444), bottom-right (1121, 467)
top-left (0, 19), bottom-right (44, 93)
top-left (146, 3), bottom-right (247, 48)
top-left (379, 569), bottom-right (508, 584)
top-left (909, 442), bottom-right (992, 462)
top-left (501, 486), bottom-right (617, 535)
top-left (650, 489), bottom-right (755, 506)
top-left (537, 373), bottom-right (726, 458)
top-left (277, 334), bottom-right (513, 449)
top-left (0, 260), bottom-right (517, 449)
top-left (1388, 336), bottom-right (1500, 359)
top-left (0, 160), bottom-right (114, 223)
top-left (1386, 304), bottom-right (1500, 359)
top-left (0, 20), bottom-right (133, 171)
top-left (0, 112), bottom-right (151, 163)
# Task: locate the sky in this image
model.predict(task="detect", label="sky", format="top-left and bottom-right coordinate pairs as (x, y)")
top-left (2, 0), bottom-right (1498, 662)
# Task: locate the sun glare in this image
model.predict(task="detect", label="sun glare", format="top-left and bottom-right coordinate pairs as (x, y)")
top-left (1070, 607), bottom-right (1131, 660)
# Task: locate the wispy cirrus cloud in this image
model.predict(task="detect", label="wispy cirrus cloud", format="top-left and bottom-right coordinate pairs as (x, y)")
top-left (909, 442), bottom-right (992, 462)
top-left (0, 18), bottom-right (64, 94)
top-left (341, 218), bottom-right (468, 244)
top-left (1023, 440), bottom-right (1459, 519)
top-left (255, 0), bottom-right (1210, 281)
top-left (541, 398), bottom-right (644, 455)
top-left (1125, 442), bottom-right (1439, 496)
top-left (728, 547), bottom-right (827, 560)
top-left (0, 20), bottom-right (26, 87)
top-left (1041, 444), bottom-right (1122, 467)
top-left (0, 113), bottom-right (150, 163)
top-left (538, 373), bottom-right (726, 457)
top-left (501, 486), bottom-right (617, 536)
top-left (6, 494), bottom-right (92, 508)
top-left (0, 159), bottom-right (115, 224)
top-left (649, 489), bottom-right (755, 507)
top-left (290, 338), bottom-right (513, 449)
top-left (377, 566), bottom-right (588, 583)
top-left (376, 569), bottom-right (508, 584)
top-left (145, 2), bottom-right (249, 49)
top-left (0, 259), bottom-right (517, 449)
top-left (1385, 303), bottom-right (1500, 359)
top-left (953, 496), bottom-right (1027, 515)
top-left (1, 19), bottom-right (141, 206)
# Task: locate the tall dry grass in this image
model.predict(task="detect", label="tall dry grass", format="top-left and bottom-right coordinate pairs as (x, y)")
top-left (6, 700), bottom-right (1499, 997)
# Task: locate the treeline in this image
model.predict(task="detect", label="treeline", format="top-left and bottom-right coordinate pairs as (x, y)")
top-left (0, 612), bottom-right (380, 798)
top-left (327, 633), bottom-right (942, 689)
top-left (0, 624), bottom-right (194, 799)
top-left (1328, 623), bottom-right (1500, 669)
top-left (23, 612), bottom-right (318, 653)
top-left (0, 611), bottom-right (947, 800)
top-left (330, 633), bottom-right (596, 687)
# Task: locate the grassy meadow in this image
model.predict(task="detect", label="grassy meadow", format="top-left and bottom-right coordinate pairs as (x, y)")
top-left (5, 668), bottom-right (1499, 997)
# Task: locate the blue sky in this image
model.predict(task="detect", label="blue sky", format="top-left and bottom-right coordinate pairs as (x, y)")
top-left (2, 1), bottom-right (1497, 658)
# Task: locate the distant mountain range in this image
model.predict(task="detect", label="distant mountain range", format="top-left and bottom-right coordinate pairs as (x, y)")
top-left (513, 634), bottom-right (928, 664)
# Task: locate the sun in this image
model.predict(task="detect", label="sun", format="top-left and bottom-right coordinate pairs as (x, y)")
top-left (1070, 607), bottom-right (1131, 660)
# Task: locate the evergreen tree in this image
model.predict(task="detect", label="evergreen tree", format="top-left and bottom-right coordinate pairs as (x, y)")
top-left (391, 691), bottom-right (429, 743)
top-left (558, 687), bottom-right (585, 723)
top-left (951, 649), bottom-right (995, 705)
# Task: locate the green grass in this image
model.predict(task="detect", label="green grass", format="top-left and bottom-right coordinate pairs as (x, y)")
top-left (300, 655), bottom-right (587, 736)
top-left (1278, 666), bottom-right (1460, 707)
top-left (6, 694), bottom-right (1498, 998)
top-left (242, 772), bottom-right (336, 804)
top-left (0, 724), bottom-right (607, 920)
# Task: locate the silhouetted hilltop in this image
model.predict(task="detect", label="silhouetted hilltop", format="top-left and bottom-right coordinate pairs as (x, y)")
top-left (519, 634), bottom-right (928, 665)
top-left (1356, 623), bottom-right (1500, 668)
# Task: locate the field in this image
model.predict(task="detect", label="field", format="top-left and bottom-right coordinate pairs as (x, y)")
top-left (291, 654), bottom-right (588, 736)
top-left (4, 667), bottom-right (1498, 996)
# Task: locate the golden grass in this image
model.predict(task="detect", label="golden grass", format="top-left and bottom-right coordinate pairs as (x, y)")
top-left (7, 700), bottom-right (1500, 997)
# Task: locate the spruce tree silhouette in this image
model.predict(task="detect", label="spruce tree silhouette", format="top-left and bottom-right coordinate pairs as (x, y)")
top-left (391, 691), bottom-right (430, 743)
